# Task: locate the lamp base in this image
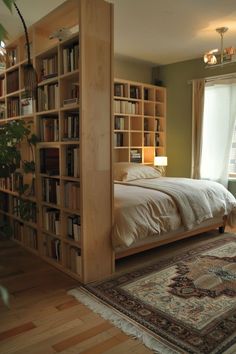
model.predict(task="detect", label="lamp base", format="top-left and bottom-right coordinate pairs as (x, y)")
top-left (154, 166), bottom-right (166, 176)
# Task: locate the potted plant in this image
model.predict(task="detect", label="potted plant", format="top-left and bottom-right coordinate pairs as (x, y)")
top-left (0, 0), bottom-right (38, 308)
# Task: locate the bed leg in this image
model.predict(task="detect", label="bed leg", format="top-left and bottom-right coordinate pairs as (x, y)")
top-left (219, 226), bottom-right (225, 234)
top-left (219, 216), bottom-right (227, 234)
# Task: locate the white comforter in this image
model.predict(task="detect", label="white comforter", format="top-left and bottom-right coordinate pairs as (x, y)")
top-left (113, 177), bottom-right (236, 248)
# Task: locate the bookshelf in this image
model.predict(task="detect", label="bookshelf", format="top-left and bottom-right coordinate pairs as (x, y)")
top-left (113, 79), bottom-right (166, 164)
top-left (0, 0), bottom-right (113, 284)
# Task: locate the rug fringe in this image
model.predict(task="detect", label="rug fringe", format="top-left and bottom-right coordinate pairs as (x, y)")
top-left (68, 288), bottom-right (180, 354)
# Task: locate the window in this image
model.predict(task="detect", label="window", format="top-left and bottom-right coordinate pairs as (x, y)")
top-left (200, 81), bottom-right (236, 185)
top-left (229, 123), bottom-right (236, 175)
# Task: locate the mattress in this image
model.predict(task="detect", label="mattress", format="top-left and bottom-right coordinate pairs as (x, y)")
top-left (112, 177), bottom-right (236, 250)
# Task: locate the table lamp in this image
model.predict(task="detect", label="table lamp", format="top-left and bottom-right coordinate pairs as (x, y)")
top-left (154, 156), bottom-right (168, 176)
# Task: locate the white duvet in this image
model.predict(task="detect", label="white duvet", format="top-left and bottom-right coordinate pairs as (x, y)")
top-left (112, 177), bottom-right (236, 248)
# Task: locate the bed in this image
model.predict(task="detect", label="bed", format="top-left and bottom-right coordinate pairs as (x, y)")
top-left (113, 163), bottom-right (236, 259)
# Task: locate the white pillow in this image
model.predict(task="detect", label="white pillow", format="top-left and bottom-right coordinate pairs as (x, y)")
top-left (114, 162), bottom-right (161, 182)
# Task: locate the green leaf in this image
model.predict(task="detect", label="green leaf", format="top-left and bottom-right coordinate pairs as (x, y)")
top-left (2, 0), bottom-right (14, 12)
top-left (0, 285), bottom-right (9, 307)
top-left (22, 160), bottom-right (35, 174)
top-left (28, 134), bottom-right (39, 146)
top-left (0, 24), bottom-right (8, 42)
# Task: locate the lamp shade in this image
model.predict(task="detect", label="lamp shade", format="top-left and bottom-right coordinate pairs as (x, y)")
top-left (154, 156), bottom-right (168, 166)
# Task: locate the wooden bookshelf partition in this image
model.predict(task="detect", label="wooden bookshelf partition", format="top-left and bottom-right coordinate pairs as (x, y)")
top-left (113, 79), bottom-right (166, 165)
top-left (0, 0), bottom-right (113, 284)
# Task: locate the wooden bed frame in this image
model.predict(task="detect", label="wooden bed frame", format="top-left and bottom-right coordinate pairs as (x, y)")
top-left (115, 216), bottom-right (227, 260)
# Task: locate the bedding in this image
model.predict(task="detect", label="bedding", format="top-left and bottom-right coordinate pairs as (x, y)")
top-left (114, 162), bottom-right (161, 181)
top-left (113, 177), bottom-right (236, 249)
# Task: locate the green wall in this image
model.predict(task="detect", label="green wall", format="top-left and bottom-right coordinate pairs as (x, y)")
top-left (114, 55), bottom-right (153, 84)
top-left (153, 58), bottom-right (236, 177)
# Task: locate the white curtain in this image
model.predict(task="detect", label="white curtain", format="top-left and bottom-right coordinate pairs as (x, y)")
top-left (191, 79), bottom-right (205, 179)
top-left (200, 80), bottom-right (236, 187)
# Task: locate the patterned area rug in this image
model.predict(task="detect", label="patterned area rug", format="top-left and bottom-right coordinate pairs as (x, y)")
top-left (70, 236), bottom-right (236, 354)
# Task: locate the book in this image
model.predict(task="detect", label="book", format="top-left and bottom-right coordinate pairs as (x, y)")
top-left (40, 117), bottom-right (59, 142)
top-left (63, 97), bottom-right (78, 106)
top-left (67, 215), bottom-right (80, 241)
top-left (21, 96), bottom-right (33, 115)
top-left (63, 114), bottom-right (79, 140)
top-left (65, 182), bottom-right (80, 210)
top-left (40, 148), bottom-right (59, 175)
top-left (6, 69), bottom-right (19, 93)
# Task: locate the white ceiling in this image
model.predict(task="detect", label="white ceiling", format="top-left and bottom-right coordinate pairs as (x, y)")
top-left (1, 0), bottom-right (236, 65)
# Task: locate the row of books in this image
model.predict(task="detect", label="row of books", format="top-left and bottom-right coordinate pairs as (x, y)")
top-left (144, 133), bottom-right (152, 146)
top-left (40, 148), bottom-right (59, 175)
top-left (66, 246), bottom-right (81, 276)
top-left (130, 149), bottom-right (142, 163)
top-left (114, 132), bottom-right (125, 147)
top-left (67, 215), bottom-right (80, 241)
top-left (0, 77), bottom-right (5, 97)
top-left (12, 197), bottom-right (37, 223)
top-left (143, 88), bottom-right (150, 101)
top-left (66, 146), bottom-right (80, 177)
top-left (39, 116), bottom-right (59, 142)
top-left (6, 69), bottom-right (19, 94)
top-left (114, 116), bottom-right (125, 130)
top-left (144, 88), bottom-right (162, 102)
top-left (0, 172), bottom-right (23, 193)
top-left (64, 182), bottom-right (80, 210)
top-left (62, 42), bottom-right (79, 74)
top-left (63, 114), bottom-right (79, 140)
top-left (0, 174), bottom-right (35, 197)
top-left (45, 236), bottom-right (61, 262)
top-left (114, 100), bottom-right (140, 115)
top-left (0, 102), bottom-right (5, 119)
top-left (7, 97), bottom-right (20, 117)
top-left (43, 207), bottom-right (60, 235)
top-left (37, 83), bottom-right (59, 112)
top-left (13, 222), bottom-right (38, 250)
top-left (114, 83), bottom-right (128, 97)
top-left (0, 192), bottom-right (9, 211)
top-left (130, 85), bottom-right (141, 99)
top-left (6, 48), bottom-right (17, 67)
top-left (63, 83), bottom-right (79, 106)
top-left (13, 220), bottom-right (23, 242)
top-left (114, 83), bottom-right (145, 100)
top-left (40, 55), bottom-right (58, 81)
top-left (42, 178), bottom-right (60, 205)
top-left (24, 226), bottom-right (38, 249)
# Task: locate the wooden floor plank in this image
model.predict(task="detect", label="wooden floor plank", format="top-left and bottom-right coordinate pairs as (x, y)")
top-left (0, 319), bottom-right (83, 354)
top-left (52, 322), bottom-right (113, 352)
top-left (58, 327), bottom-right (125, 354)
top-left (0, 322), bottom-right (36, 342)
top-left (3, 230), bottom-right (230, 353)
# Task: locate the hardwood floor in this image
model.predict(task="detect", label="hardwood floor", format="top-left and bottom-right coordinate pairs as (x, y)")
top-left (1, 226), bottom-right (235, 354)
top-left (0, 239), bottom-right (152, 354)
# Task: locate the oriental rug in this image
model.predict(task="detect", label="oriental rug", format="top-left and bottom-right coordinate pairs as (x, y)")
top-left (69, 235), bottom-right (236, 354)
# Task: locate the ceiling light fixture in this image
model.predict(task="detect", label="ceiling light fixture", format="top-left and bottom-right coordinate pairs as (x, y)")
top-left (204, 27), bottom-right (236, 67)
top-left (0, 41), bottom-right (6, 59)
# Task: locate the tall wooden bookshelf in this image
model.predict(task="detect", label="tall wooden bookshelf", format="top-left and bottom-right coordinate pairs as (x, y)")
top-left (113, 78), bottom-right (166, 164)
top-left (0, 0), bottom-right (113, 284)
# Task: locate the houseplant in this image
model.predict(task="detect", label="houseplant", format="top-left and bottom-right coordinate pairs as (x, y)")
top-left (0, 1), bottom-right (39, 308)
top-left (0, 119), bottom-right (38, 307)
top-left (0, 119), bottom-right (38, 227)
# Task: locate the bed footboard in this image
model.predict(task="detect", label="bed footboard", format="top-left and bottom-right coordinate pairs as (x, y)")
top-left (115, 217), bottom-right (227, 260)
